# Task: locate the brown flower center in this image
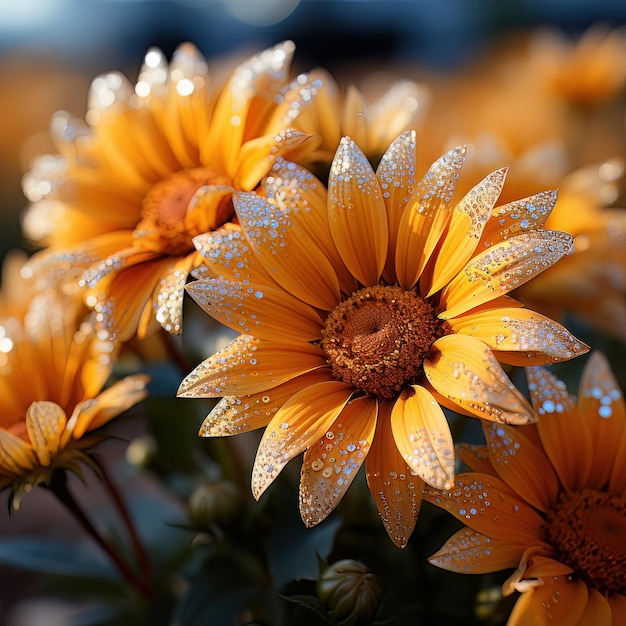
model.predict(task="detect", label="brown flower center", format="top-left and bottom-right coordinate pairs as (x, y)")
top-left (544, 489), bottom-right (626, 595)
top-left (135, 167), bottom-right (233, 255)
top-left (321, 285), bottom-right (449, 399)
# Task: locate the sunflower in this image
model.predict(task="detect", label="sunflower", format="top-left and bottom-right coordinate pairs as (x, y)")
top-left (425, 351), bottom-right (626, 625)
top-left (0, 256), bottom-right (149, 509)
top-left (21, 41), bottom-right (320, 341)
top-left (178, 131), bottom-right (588, 547)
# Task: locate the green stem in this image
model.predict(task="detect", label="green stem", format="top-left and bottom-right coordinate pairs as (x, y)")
top-left (47, 471), bottom-right (151, 601)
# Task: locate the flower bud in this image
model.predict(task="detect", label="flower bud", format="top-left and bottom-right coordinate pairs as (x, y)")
top-left (316, 559), bottom-right (382, 625)
top-left (188, 480), bottom-right (243, 528)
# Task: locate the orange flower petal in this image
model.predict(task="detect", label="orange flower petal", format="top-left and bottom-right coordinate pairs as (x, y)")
top-left (482, 422), bottom-right (559, 512)
top-left (376, 131), bottom-right (417, 283)
top-left (328, 137), bottom-right (388, 286)
top-left (234, 192), bottom-right (341, 310)
top-left (479, 190), bottom-right (557, 248)
top-left (448, 306), bottom-right (589, 366)
top-left (299, 395), bottom-right (377, 527)
top-left (26, 401), bottom-right (67, 467)
top-left (504, 547), bottom-right (574, 594)
top-left (0, 429), bottom-right (37, 474)
top-left (507, 577), bottom-right (588, 626)
top-left (424, 334), bottom-right (535, 425)
top-left (365, 401), bottom-right (424, 548)
top-left (608, 593), bottom-right (626, 624)
top-left (186, 278), bottom-right (323, 342)
top-left (428, 528), bottom-right (523, 574)
top-left (390, 385), bottom-right (455, 490)
top-left (394, 146), bottom-right (466, 289)
top-left (527, 366), bottom-right (593, 492)
top-left (577, 588), bottom-right (612, 626)
top-left (199, 368), bottom-right (333, 437)
top-left (439, 230), bottom-right (574, 319)
top-left (578, 351), bottom-right (626, 490)
top-left (423, 472), bottom-right (545, 544)
top-left (456, 443), bottom-right (495, 474)
top-left (251, 380), bottom-right (354, 499)
top-left (177, 335), bottom-right (327, 398)
top-left (428, 168), bottom-right (507, 296)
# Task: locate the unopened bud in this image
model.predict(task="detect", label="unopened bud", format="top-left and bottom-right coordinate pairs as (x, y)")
top-left (188, 480), bottom-right (243, 528)
top-left (316, 559), bottom-right (382, 625)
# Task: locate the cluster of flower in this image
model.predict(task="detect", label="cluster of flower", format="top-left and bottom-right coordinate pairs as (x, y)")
top-left (2, 28), bottom-right (626, 624)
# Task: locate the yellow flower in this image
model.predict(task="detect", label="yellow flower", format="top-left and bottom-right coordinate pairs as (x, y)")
top-left (294, 67), bottom-right (425, 173)
top-left (425, 351), bottom-right (626, 625)
top-left (0, 257), bottom-right (149, 508)
top-left (21, 41), bottom-right (320, 341)
top-left (178, 132), bottom-right (588, 547)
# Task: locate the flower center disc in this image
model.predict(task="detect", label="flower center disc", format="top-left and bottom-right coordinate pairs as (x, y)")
top-left (137, 167), bottom-right (232, 255)
top-left (545, 489), bottom-right (626, 595)
top-left (321, 285), bottom-right (444, 399)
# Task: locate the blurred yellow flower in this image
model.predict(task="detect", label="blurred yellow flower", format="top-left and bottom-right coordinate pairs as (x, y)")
top-left (0, 256), bottom-right (149, 508)
top-left (21, 41), bottom-right (320, 341)
top-left (178, 132), bottom-right (587, 546)
top-left (425, 351), bottom-right (626, 625)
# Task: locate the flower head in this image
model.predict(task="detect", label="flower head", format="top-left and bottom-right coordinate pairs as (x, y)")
top-left (178, 132), bottom-right (588, 546)
top-left (0, 257), bottom-right (149, 509)
top-left (425, 351), bottom-right (626, 624)
top-left (21, 41), bottom-right (320, 341)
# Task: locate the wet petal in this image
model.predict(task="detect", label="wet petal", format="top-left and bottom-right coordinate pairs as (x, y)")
top-left (577, 588), bottom-right (612, 626)
top-left (299, 395), bottom-right (377, 527)
top-left (251, 380), bottom-right (354, 499)
top-left (26, 402), bottom-right (67, 467)
top-left (456, 443), bottom-right (495, 475)
top-left (440, 230), bottom-right (574, 319)
top-left (390, 385), bottom-right (455, 490)
top-left (199, 369), bottom-right (333, 437)
top-left (376, 131), bottom-right (417, 282)
top-left (153, 253), bottom-right (197, 335)
top-left (328, 137), bottom-right (388, 286)
top-left (507, 577), bottom-right (588, 626)
top-left (578, 351), bottom-right (626, 490)
top-left (186, 277), bottom-right (323, 342)
top-left (527, 366), bottom-right (592, 493)
top-left (424, 334), bottom-right (535, 425)
top-left (177, 335), bottom-right (326, 398)
top-left (234, 192), bottom-right (341, 310)
top-left (448, 306), bottom-right (589, 366)
top-left (423, 472), bottom-right (545, 544)
top-left (0, 429), bottom-right (37, 474)
top-left (429, 528), bottom-right (522, 574)
top-left (428, 168), bottom-right (507, 296)
top-left (365, 401), bottom-right (424, 548)
top-left (483, 422), bottom-right (559, 512)
top-left (395, 146), bottom-right (466, 289)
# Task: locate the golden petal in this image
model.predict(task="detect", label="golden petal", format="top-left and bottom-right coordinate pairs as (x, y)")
top-left (177, 335), bottom-right (327, 398)
top-left (234, 192), bottom-right (341, 310)
top-left (390, 385), bottom-right (455, 490)
top-left (479, 190), bottom-right (557, 248)
top-left (0, 429), bottom-right (37, 474)
top-left (424, 334), bottom-right (535, 425)
top-left (455, 443), bottom-right (494, 474)
top-left (577, 589), bottom-right (613, 626)
top-left (26, 402), bottom-right (67, 467)
top-left (448, 306), bottom-right (589, 365)
top-left (328, 137), bottom-right (388, 286)
top-left (607, 593), bottom-right (626, 623)
top-left (526, 366), bottom-right (592, 493)
top-left (376, 131), bottom-right (417, 283)
top-left (340, 85), bottom-right (368, 147)
top-left (439, 230), bottom-right (574, 319)
top-left (153, 254), bottom-right (197, 335)
top-left (365, 401), bottom-right (424, 548)
top-left (506, 577), bottom-right (588, 626)
top-left (428, 168), bottom-right (507, 296)
top-left (578, 351), bottom-right (626, 490)
top-left (186, 277), bottom-right (323, 342)
top-left (428, 528), bottom-right (522, 574)
top-left (251, 380), bottom-right (353, 499)
top-left (199, 368), bottom-right (333, 437)
top-left (299, 395), bottom-right (377, 527)
top-left (482, 422), bottom-right (559, 512)
top-left (503, 547), bottom-right (574, 595)
top-left (265, 159), bottom-right (357, 295)
top-left (395, 146), bottom-right (466, 289)
top-left (423, 472), bottom-right (544, 544)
